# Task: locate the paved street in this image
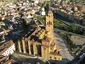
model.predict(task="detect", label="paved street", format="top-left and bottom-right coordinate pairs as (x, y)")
top-left (54, 32), bottom-right (74, 61)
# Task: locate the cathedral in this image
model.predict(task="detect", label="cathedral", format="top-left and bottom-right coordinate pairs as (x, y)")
top-left (16, 11), bottom-right (62, 61)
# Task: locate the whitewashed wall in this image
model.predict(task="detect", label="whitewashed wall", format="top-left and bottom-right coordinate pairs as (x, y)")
top-left (2, 44), bottom-right (15, 56)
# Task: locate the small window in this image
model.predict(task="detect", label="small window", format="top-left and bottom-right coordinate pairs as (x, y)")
top-left (58, 51), bottom-right (60, 54)
top-left (54, 57), bottom-right (56, 60)
top-left (51, 48), bottom-right (52, 50)
top-left (58, 58), bottom-right (60, 60)
top-left (50, 56), bottom-right (52, 59)
top-left (47, 21), bottom-right (52, 27)
top-left (49, 15), bottom-right (50, 17)
top-left (44, 48), bottom-right (46, 50)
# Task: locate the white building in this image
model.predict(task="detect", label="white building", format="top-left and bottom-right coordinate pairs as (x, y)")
top-left (0, 40), bottom-right (15, 56)
top-left (34, 0), bottom-right (39, 4)
top-left (41, 8), bottom-right (46, 16)
top-left (27, 14), bottom-right (33, 19)
top-left (32, 0), bottom-right (50, 3)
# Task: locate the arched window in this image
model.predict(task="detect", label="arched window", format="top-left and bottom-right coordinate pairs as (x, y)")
top-left (54, 57), bottom-right (56, 60)
top-left (47, 21), bottom-right (52, 27)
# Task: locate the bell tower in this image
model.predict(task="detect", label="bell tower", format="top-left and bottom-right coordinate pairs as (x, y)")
top-left (41, 11), bottom-right (54, 60)
top-left (46, 11), bottom-right (54, 38)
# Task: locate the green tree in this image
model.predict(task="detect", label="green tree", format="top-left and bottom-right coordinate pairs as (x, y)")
top-left (70, 0), bottom-right (80, 2)
top-left (83, 13), bottom-right (85, 19)
top-left (83, 26), bottom-right (85, 35)
top-left (71, 23), bottom-right (77, 33)
top-left (44, 3), bottom-right (49, 14)
top-left (64, 34), bottom-right (75, 51)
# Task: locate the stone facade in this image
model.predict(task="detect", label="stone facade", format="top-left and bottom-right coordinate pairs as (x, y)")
top-left (16, 11), bottom-right (62, 61)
